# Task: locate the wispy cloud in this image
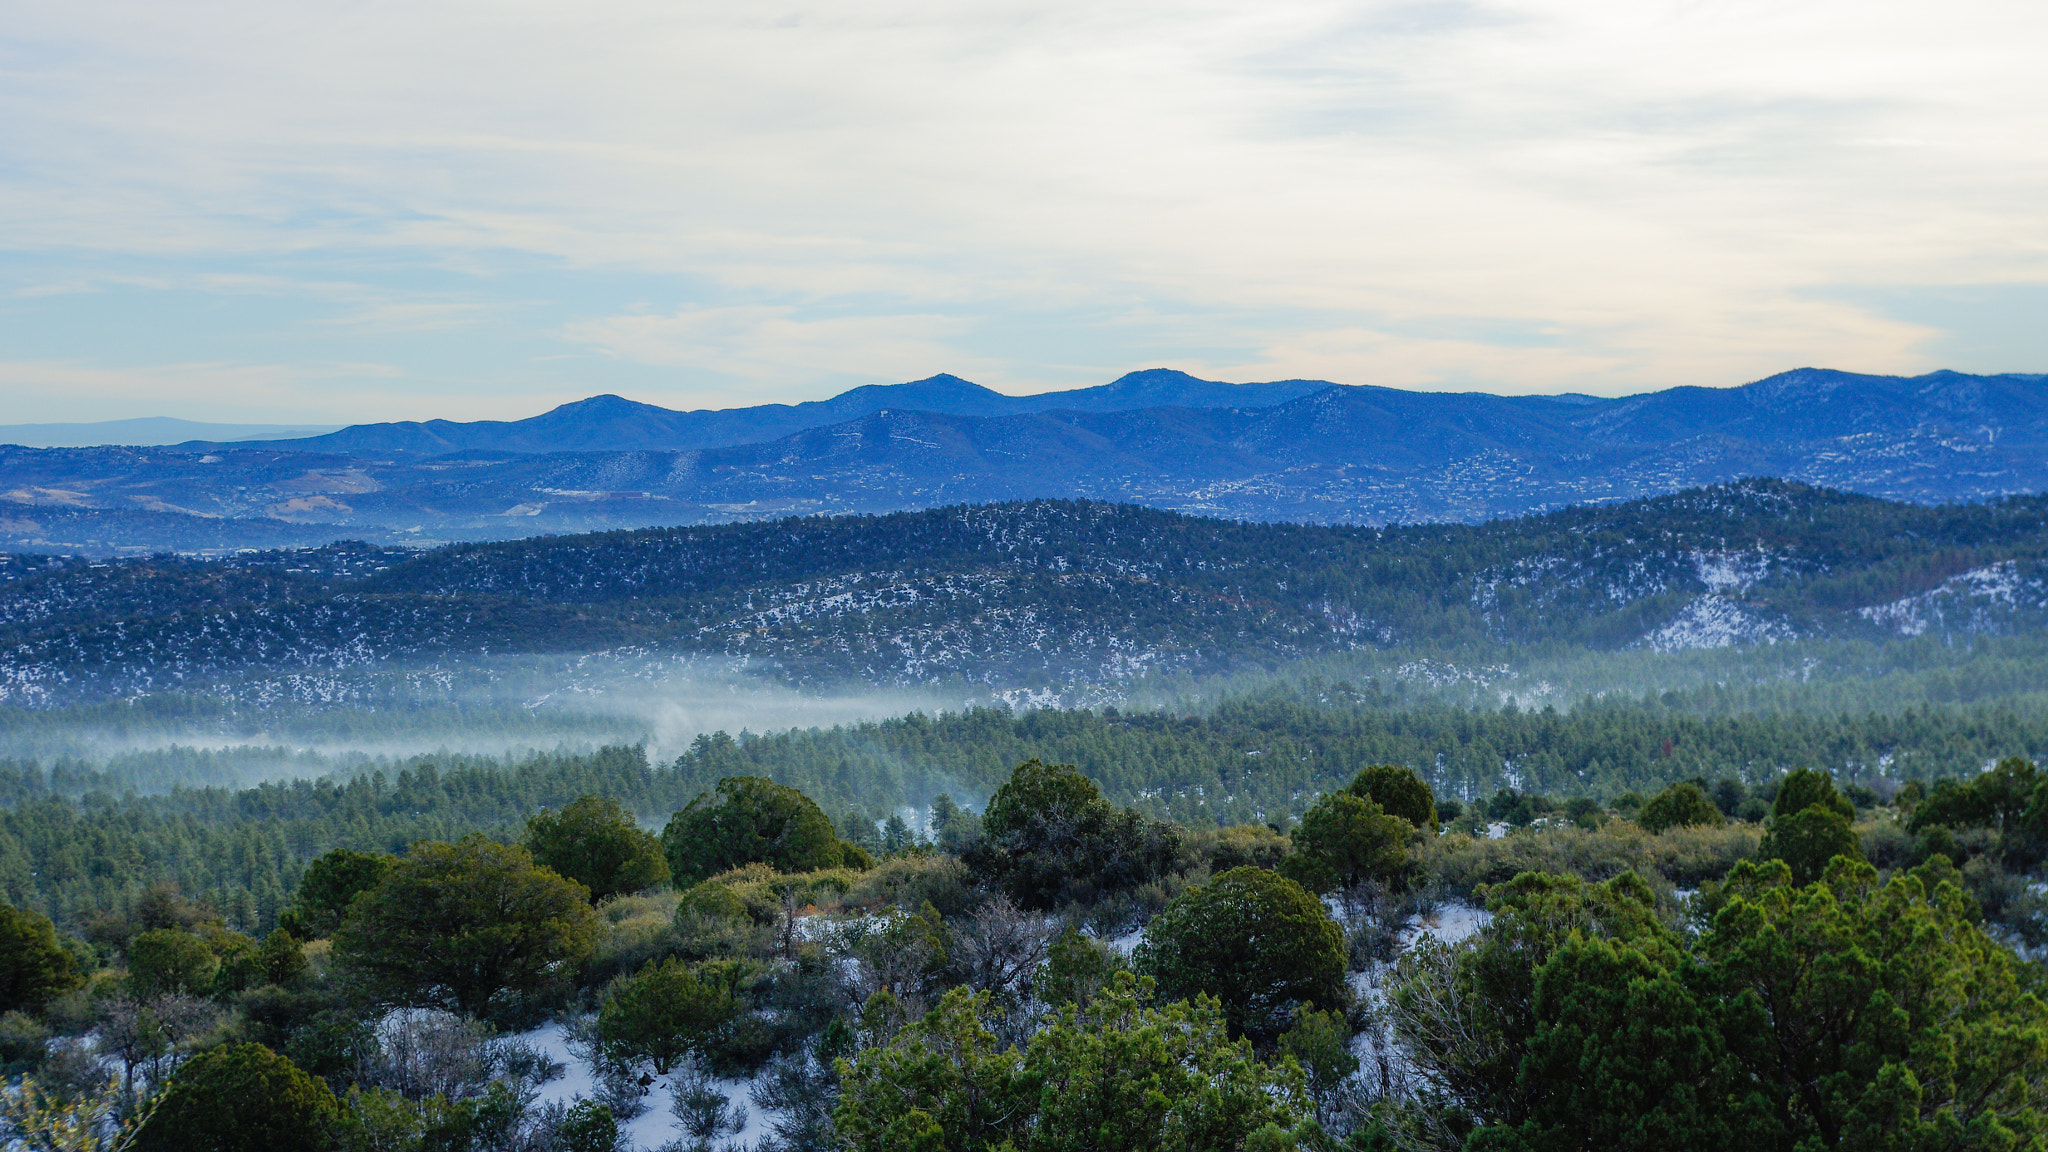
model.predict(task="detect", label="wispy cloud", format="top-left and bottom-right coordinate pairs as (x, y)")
top-left (562, 305), bottom-right (984, 385)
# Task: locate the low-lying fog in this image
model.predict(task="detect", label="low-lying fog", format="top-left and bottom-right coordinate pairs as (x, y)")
top-left (0, 652), bottom-right (964, 793)
top-left (7, 633), bottom-right (2045, 796)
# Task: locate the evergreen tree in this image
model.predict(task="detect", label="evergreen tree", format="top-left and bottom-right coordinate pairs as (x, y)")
top-left (332, 835), bottom-right (601, 1023)
top-left (1761, 805), bottom-right (1863, 886)
top-left (0, 901), bottom-right (80, 1013)
top-left (1699, 858), bottom-right (2048, 1149)
top-left (1349, 764), bottom-right (1438, 830)
top-left (963, 760), bottom-right (1179, 910)
top-left (833, 987), bottom-right (1032, 1152)
top-left (280, 849), bottom-right (394, 939)
top-left (1771, 768), bottom-right (1854, 822)
top-left (1637, 781), bottom-right (1725, 834)
top-left (1389, 871), bottom-right (1671, 1135)
top-left (1136, 867), bottom-right (1346, 1041)
top-left (1027, 971), bottom-right (1316, 1151)
top-left (136, 1043), bottom-right (338, 1152)
top-left (126, 929), bottom-right (217, 999)
top-left (525, 794), bottom-right (670, 902)
top-left (662, 776), bottom-right (860, 886)
top-left (1278, 792), bottom-right (1410, 895)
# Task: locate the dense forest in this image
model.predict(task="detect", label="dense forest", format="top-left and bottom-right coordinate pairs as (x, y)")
top-left (3, 685), bottom-right (2047, 937)
top-left (2, 750), bottom-right (2043, 1151)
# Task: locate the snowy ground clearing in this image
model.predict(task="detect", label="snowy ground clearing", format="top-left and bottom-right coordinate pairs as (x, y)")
top-left (517, 1021), bottom-right (773, 1152)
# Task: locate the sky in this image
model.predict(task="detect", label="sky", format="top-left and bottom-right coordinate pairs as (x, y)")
top-left (1, 0), bottom-right (2044, 425)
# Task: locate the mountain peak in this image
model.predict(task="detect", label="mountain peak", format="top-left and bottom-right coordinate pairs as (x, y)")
top-left (540, 394), bottom-right (673, 418)
top-left (1027, 368), bottom-right (1333, 414)
top-left (1105, 368), bottom-right (1213, 389)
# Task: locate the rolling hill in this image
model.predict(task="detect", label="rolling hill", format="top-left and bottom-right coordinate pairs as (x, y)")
top-left (6, 481), bottom-right (2048, 709)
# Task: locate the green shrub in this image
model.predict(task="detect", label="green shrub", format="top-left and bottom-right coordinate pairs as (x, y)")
top-left (1859, 818), bottom-right (1917, 870)
top-left (598, 957), bottom-right (740, 1074)
top-left (137, 1043), bottom-right (338, 1152)
top-left (591, 891), bottom-right (683, 983)
top-left (0, 1009), bottom-right (49, 1070)
top-left (1186, 824), bottom-right (1290, 874)
top-left (127, 929), bottom-right (218, 999)
top-left (844, 853), bottom-right (974, 916)
top-left (1135, 867), bottom-right (1347, 1041)
top-left (682, 865), bottom-right (865, 925)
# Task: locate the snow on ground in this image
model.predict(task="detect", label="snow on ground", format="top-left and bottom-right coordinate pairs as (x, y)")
top-left (1858, 560), bottom-right (2048, 637)
top-left (1646, 595), bottom-right (1793, 652)
top-left (1104, 926), bottom-right (1147, 956)
top-left (1399, 901), bottom-right (1490, 950)
top-left (518, 1022), bottom-right (773, 1152)
top-left (1346, 900), bottom-right (1492, 997)
top-left (1345, 899), bottom-right (1492, 1083)
top-left (510, 900), bottom-right (1493, 1148)
top-left (1690, 548), bottom-right (1773, 595)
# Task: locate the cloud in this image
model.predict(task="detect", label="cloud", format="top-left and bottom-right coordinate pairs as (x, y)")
top-left (562, 306), bottom-right (981, 384)
top-left (1196, 293), bottom-right (1943, 395)
top-left (0, 0), bottom-right (2043, 419)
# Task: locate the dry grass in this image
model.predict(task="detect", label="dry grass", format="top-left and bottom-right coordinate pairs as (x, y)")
top-left (1422, 819), bottom-right (1762, 897)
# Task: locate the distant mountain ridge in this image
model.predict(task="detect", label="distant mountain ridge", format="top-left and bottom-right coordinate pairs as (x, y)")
top-left (3, 365), bottom-right (2046, 553)
top-left (0, 417), bottom-right (341, 449)
top-left (169, 369), bottom-right (1335, 456)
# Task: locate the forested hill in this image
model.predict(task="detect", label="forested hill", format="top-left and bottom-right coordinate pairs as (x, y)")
top-left (3, 481), bottom-right (2048, 709)
top-left (366, 479), bottom-right (2048, 607)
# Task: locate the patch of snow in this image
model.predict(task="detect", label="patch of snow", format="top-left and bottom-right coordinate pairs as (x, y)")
top-left (517, 1022), bottom-right (772, 1152)
top-left (1646, 596), bottom-right (1793, 652)
top-left (995, 686), bottom-right (1068, 711)
top-left (1859, 561), bottom-right (2048, 637)
top-left (1690, 548), bottom-right (1772, 595)
top-left (1103, 926), bottom-right (1147, 956)
top-left (1392, 659), bottom-right (1516, 689)
top-left (1400, 901), bottom-right (1491, 950)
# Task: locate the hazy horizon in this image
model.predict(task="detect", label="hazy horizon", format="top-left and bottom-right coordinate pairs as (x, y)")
top-left (10, 361), bottom-right (2039, 444)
